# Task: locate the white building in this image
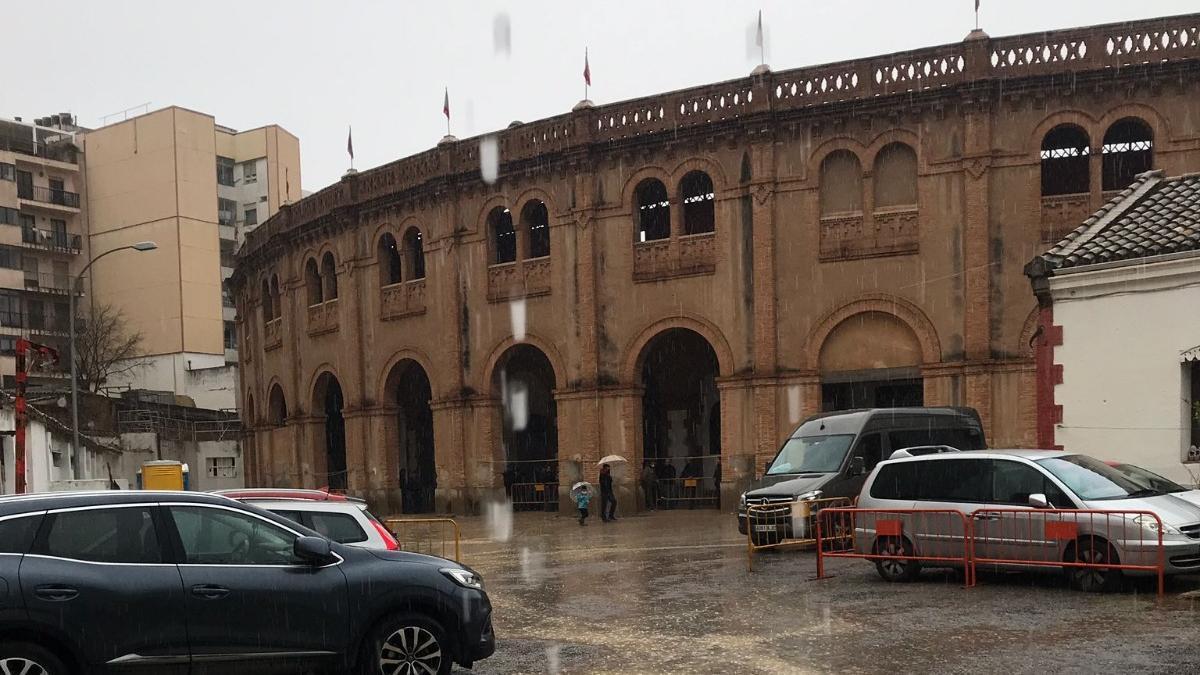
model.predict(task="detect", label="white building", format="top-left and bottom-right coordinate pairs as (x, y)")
top-left (1027, 170), bottom-right (1200, 483)
top-left (0, 396), bottom-right (127, 494)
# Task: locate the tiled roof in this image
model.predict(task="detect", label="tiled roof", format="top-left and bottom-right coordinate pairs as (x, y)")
top-left (1029, 171), bottom-right (1200, 275)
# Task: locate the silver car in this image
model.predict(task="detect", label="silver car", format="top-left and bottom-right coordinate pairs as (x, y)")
top-left (855, 450), bottom-right (1200, 591)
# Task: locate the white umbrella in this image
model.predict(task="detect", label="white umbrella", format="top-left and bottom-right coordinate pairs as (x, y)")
top-left (570, 481), bottom-right (592, 495)
top-left (597, 455), bottom-right (628, 466)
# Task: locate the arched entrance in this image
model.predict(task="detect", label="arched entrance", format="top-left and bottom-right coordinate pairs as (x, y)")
top-left (313, 372), bottom-right (347, 491)
top-left (493, 344), bottom-right (559, 510)
top-left (386, 359), bottom-right (436, 513)
top-left (818, 311), bottom-right (924, 410)
top-left (639, 328), bottom-right (720, 509)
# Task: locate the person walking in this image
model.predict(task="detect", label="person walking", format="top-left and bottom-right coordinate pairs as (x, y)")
top-left (575, 487), bottom-right (592, 526)
top-left (599, 463), bottom-right (617, 522)
top-left (641, 461), bottom-right (658, 511)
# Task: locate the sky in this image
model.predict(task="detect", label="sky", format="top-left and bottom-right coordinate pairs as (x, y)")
top-left (5, 0), bottom-right (1197, 191)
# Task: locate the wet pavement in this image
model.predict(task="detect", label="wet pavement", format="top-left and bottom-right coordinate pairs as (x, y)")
top-left (448, 507), bottom-right (1200, 674)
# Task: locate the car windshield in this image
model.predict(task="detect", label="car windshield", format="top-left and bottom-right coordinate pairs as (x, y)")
top-left (1036, 454), bottom-right (1160, 501)
top-left (1108, 463), bottom-right (1188, 493)
top-left (765, 435), bottom-right (855, 475)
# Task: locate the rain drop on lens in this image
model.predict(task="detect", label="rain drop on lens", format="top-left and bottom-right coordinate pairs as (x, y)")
top-left (480, 135), bottom-right (499, 184)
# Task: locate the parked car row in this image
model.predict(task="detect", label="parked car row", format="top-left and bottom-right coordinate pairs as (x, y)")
top-left (0, 490), bottom-right (493, 675)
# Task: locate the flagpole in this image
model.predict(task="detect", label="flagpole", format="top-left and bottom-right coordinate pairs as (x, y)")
top-left (759, 11), bottom-right (765, 66)
top-left (585, 47), bottom-right (589, 101)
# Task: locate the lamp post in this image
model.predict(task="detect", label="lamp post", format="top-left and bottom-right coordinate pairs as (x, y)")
top-left (70, 241), bottom-right (157, 471)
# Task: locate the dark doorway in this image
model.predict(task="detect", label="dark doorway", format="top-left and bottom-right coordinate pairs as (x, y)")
top-left (318, 375), bottom-right (347, 491)
top-left (640, 328), bottom-right (721, 509)
top-left (495, 345), bottom-right (559, 511)
top-left (392, 361), bottom-right (436, 513)
top-left (821, 378), bottom-right (923, 411)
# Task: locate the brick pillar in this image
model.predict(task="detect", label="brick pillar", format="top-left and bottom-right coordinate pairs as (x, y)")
top-left (292, 414), bottom-right (322, 488)
top-left (748, 142), bottom-right (780, 462)
top-left (961, 98), bottom-right (994, 435)
top-left (341, 406), bottom-right (371, 495)
top-left (1034, 304), bottom-right (1064, 449)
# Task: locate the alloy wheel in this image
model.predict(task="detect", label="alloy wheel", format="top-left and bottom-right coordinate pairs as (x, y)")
top-left (880, 541), bottom-right (907, 578)
top-left (379, 625), bottom-right (443, 675)
top-left (1074, 547), bottom-right (1109, 591)
top-left (0, 658), bottom-right (49, 675)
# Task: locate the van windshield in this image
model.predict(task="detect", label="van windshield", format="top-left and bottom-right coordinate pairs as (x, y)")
top-left (766, 435), bottom-right (855, 476)
top-left (1036, 454), bottom-right (1161, 501)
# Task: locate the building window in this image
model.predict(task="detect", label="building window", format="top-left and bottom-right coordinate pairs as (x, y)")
top-left (304, 258), bottom-right (322, 305)
top-left (1102, 117), bottom-right (1154, 192)
top-left (218, 198), bottom-right (237, 226)
top-left (0, 335), bottom-right (15, 355)
top-left (520, 200), bottom-right (551, 258)
top-left (242, 160), bottom-right (258, 184)
top-left (635, 179), bottom-right (670, 241)
top-left (0, 246), bottom-right (22, 270)
top-left (260, 278), bottom-right (274, 319)
top-left (1041, 125), bottom-right (1091, 196)
top-left (1190, 361), bottom-right (1200, 462)
top-left (217, 156), bottom-right (235, 187)
top-left (244, 205), bottom-right (258, 227)
top-left (206, 456), bottom-right (238, 479)
top-left (488, 206), bottom-right (516, 264)
top-left (680, 171), bottom-right (716, 234)
top-left (269, 274), bottom-right (281, 318)
top-left (0, 163), bottom-right (13, 181)
top-left (820, 150), bottom-right (864, 215)
top-left (873, 142), bottom-right (918, 208)
top-left (50, 219), bottom-right (67, 248)
top-left (403, 228), bottom-right (426, 279)
top-left (0, 207), bottom-right (17, 226)
top-left (223, 321), bottom-right (237, 350)
top-left (378, 233), bottom-right (401, 285)
top-left (321, 252), bottom-right (338, 300)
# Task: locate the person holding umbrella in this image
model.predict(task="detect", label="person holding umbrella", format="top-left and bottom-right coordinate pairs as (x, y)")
top-left (599, 464), bottom-right (617, 522)
top-left (571, 481), bottom-right (593, 526)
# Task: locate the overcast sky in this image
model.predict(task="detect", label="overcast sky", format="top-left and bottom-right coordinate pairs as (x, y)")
top-left (6, 0), bottom-right (1196, 190)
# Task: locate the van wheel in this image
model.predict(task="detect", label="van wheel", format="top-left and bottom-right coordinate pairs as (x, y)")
top-left (1065, 536), bottom-right (1122, 593)
top-left (361, 613), bottom-right (451, 675)
top-left (874, 536), bottom-right (920, 582)
top-left (0, 642), bottom-right (68, 675)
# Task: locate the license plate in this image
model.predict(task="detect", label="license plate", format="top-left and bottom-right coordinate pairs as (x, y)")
top-left (753, 525), bottom-right (776, 533)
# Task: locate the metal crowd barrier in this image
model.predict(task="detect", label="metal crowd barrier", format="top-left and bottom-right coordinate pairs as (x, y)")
top-left (384, 517), bottom-right (462, 562)
top-left (811, 508), bottom-right (1168, 596)
top-left (745, 497), bottom-right (852, 571)
top-left (510, 482), bottom-right (560, 512)
top-left (655, 478), bottom-right (720, 509)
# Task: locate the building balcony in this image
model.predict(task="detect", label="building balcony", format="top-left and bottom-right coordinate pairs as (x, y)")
top-left (819, 207), bottom-right (919, 261)
top-left (264, 317), bottom-right (283, 350)
top-left (381, 279), bottom-right (427, 320)
top-left (0, 310), bottom-right (71, 337)
top-left (632, 232), bottom-right (716, 282)
top-left (18, 184), bottom-right (80, 211)
top-left (1040, 193), bottom-right (1092, 243)
top-left (23, 273), bottom-right (79, 296)
top-left (306, 299), bottom-right (339, 337)
top-left (487, 257), bottom-right (551, 302)
top-left (21, 226), bottom-right (82, 253)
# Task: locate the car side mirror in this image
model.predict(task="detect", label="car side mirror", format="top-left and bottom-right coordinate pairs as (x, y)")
top-left (294, 535), bottom-right (332, 564)
top-left (849, 456), bottom-right (865, 476)
top-left (1027, 493), bottom-right (1050, 509)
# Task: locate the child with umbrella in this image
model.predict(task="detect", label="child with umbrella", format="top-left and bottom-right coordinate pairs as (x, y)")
top-left (571, 481), bottom-right (593, 526)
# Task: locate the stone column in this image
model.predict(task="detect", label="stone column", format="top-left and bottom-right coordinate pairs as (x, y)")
top-left (748, 143), bottom-right (781, 464)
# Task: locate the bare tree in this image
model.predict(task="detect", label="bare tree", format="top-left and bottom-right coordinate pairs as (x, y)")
top-left (75, 303), bottom-right (145, 393)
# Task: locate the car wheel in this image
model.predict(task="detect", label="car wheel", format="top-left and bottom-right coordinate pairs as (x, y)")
top-left (873, 536), bottom-right (921, 582)
top-left (0, 642), bottom-right (68, 675)
top-left (1065, 536), bottom-right (1122, 593)
top-left (364, 612), bottom-right (451, 675)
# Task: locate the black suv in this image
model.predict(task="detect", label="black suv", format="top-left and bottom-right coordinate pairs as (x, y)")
top-left (0, 491), bottom-right (494, 674)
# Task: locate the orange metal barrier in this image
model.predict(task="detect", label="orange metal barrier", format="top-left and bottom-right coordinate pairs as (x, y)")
top-left (384, 517), bottom-right (462, 562)
top-left (745, 497), bottom-right (852, 571)
top-left (815, 508), bottom-right (975, 587)
top-left (968, 508), bottom-right (1165, 596)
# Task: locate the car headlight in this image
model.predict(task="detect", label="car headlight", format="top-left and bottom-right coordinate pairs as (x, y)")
top-left (1133, 515), bottom-right (1179, 535)
top-left (739, 492), bottom-right (747, 507)
top-left (796, 490), bottom-right (823, 501)
top-left (441, 568), bottom-right (484, 590)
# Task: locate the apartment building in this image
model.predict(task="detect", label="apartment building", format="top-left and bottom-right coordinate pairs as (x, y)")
top-left (81, 106), bottom-right (300, 410)
top-left (0, 114), bottom-right (88, 385)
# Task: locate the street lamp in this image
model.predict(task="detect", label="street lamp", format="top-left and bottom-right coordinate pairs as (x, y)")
top-left (70, 241), bottom-right (157, 471)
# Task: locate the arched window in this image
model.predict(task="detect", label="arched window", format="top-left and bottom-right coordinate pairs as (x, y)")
top-left (680, 171), bottom-right (715, 234)
top-left (321, 252), bottom-right (338, 300)
top-left (1040, 125), bottom-right (1090, 196)
top-left (1102, 117), bottom-right (1153, 191)
top-left (521, 200), bottom-right (551, 258)
top-left (378, 233), bottom-right (401, 286)
top-left (267, 384), bottom-right (288, 426)
top-left (260, 278), bottom-right (273, 321)
top-left (635, 178), bottom-right (670, 241)
top-left (489, 206), bottom-right (516, 264)
top-left (269, 274), bottom-right (281, 319)
top-left (819, 150), bottom-right (863, 215)
top-left (403, 227), bottom-right (426, 279)
top-left (873, 142), bottom-right (918, 208)
top-left (304, 258), bottom-right (322, 306)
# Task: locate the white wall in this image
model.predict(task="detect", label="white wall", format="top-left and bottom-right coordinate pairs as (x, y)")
top-left (105, 352), bottom-right (238, 410)
top-left (0, 408), bottom-right (117, 494)
top-left (1051, 254), bottom-right (1200, 484)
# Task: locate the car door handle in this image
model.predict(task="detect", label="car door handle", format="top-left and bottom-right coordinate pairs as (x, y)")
top-left (34, 585), bottom-right (78, 602)
top-left (190, 584), bottom-right (230, 599)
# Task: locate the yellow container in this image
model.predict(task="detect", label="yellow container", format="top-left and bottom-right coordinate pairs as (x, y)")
top-left (141, 460), bottom-right (185, 491)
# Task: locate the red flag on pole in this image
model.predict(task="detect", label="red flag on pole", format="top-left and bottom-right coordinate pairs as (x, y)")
top-left (584, 48), bottom-right (591, 86)
top-left (346, 126), bottom-right (354, 160)
top-left (443, 88), bottom-right (450, 120)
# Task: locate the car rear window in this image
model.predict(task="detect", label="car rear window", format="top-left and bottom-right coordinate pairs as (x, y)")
top-left (38, 507), bottom-right (161, 564)
top-left (871, 458), bottom-right (990, 502)
top-left (308, 512), bottom-right (368, 544)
